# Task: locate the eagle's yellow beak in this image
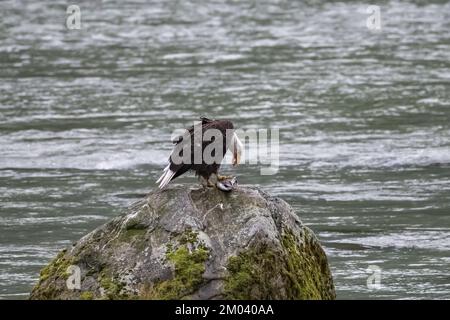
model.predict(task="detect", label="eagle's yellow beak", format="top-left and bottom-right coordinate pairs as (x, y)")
top-left (231, 132), bottom-right (243, 166)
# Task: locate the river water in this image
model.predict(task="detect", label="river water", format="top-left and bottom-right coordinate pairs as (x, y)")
top-left (1, 0), bottom-right (449, 299)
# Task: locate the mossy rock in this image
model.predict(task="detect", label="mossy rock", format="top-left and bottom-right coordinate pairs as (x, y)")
top-left (29, 185), bottom-right (335, 300)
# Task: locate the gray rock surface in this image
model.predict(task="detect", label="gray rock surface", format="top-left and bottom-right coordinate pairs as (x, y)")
top-left (29, 185), bottom-right (335, 300)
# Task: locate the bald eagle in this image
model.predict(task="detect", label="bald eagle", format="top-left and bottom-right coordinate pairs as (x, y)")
top-left (157, 117), bottom-right (243, 190)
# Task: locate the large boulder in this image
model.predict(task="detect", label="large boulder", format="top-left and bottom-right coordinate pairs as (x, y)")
top-left (30, 185), bottom-right (335, 300)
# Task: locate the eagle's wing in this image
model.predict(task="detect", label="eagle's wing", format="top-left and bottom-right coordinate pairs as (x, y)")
top-left (200, 116), bottom-right (214, 123)
top-left (157, 130), bottom-right (193, 189)
top-left (171, 117), bottom-right (212, 144)
top-left (157, 119), bottom-right (218, 189)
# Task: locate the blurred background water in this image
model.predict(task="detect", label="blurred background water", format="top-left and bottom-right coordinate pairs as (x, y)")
top-left (1, 0), bottom-right (449, 299)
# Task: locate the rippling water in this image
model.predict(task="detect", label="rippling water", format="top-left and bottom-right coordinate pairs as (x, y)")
top-left (1, 0), bottom-right (450, 299)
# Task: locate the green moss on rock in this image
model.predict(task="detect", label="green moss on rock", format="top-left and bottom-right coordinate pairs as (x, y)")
top-left (142, 230), bottom-right (209, 299)
top-left (280, 230), bottom-right (333, 299)
top-left (29, 249), bottom-right (75, 299)
top-left (38, 250), bottom-right (72, 282)
top-left (224, 230), bottom-right (335, 300)
top-left (119, 228), bottom-right (147, 242)
top-left (80, 291), bottom-right (94, 300)
top-left (118, 227), bottom-right (148, 251)
top-left (99, 271), bottom-right (127, 299)
top-left (223, 242), bottom-right (281, 299)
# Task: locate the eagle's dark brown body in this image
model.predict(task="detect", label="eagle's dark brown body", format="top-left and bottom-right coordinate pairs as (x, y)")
top-left (157, 117), bottom-right (236, 189)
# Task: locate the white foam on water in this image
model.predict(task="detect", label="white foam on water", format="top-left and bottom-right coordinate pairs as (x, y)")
top-left (330, 230), bottom-right (450, 251)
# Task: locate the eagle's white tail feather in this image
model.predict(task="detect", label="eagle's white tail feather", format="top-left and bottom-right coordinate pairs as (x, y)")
top-left (156, 164), bottom-right (171, 184)
top-left (157, 169), bottom-right (176, 189)
top-left (156, 173), bottom-right (164, 184)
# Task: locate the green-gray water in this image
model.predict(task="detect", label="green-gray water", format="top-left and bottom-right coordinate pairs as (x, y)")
top-left (1, 0), bottom-right (449, 299)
